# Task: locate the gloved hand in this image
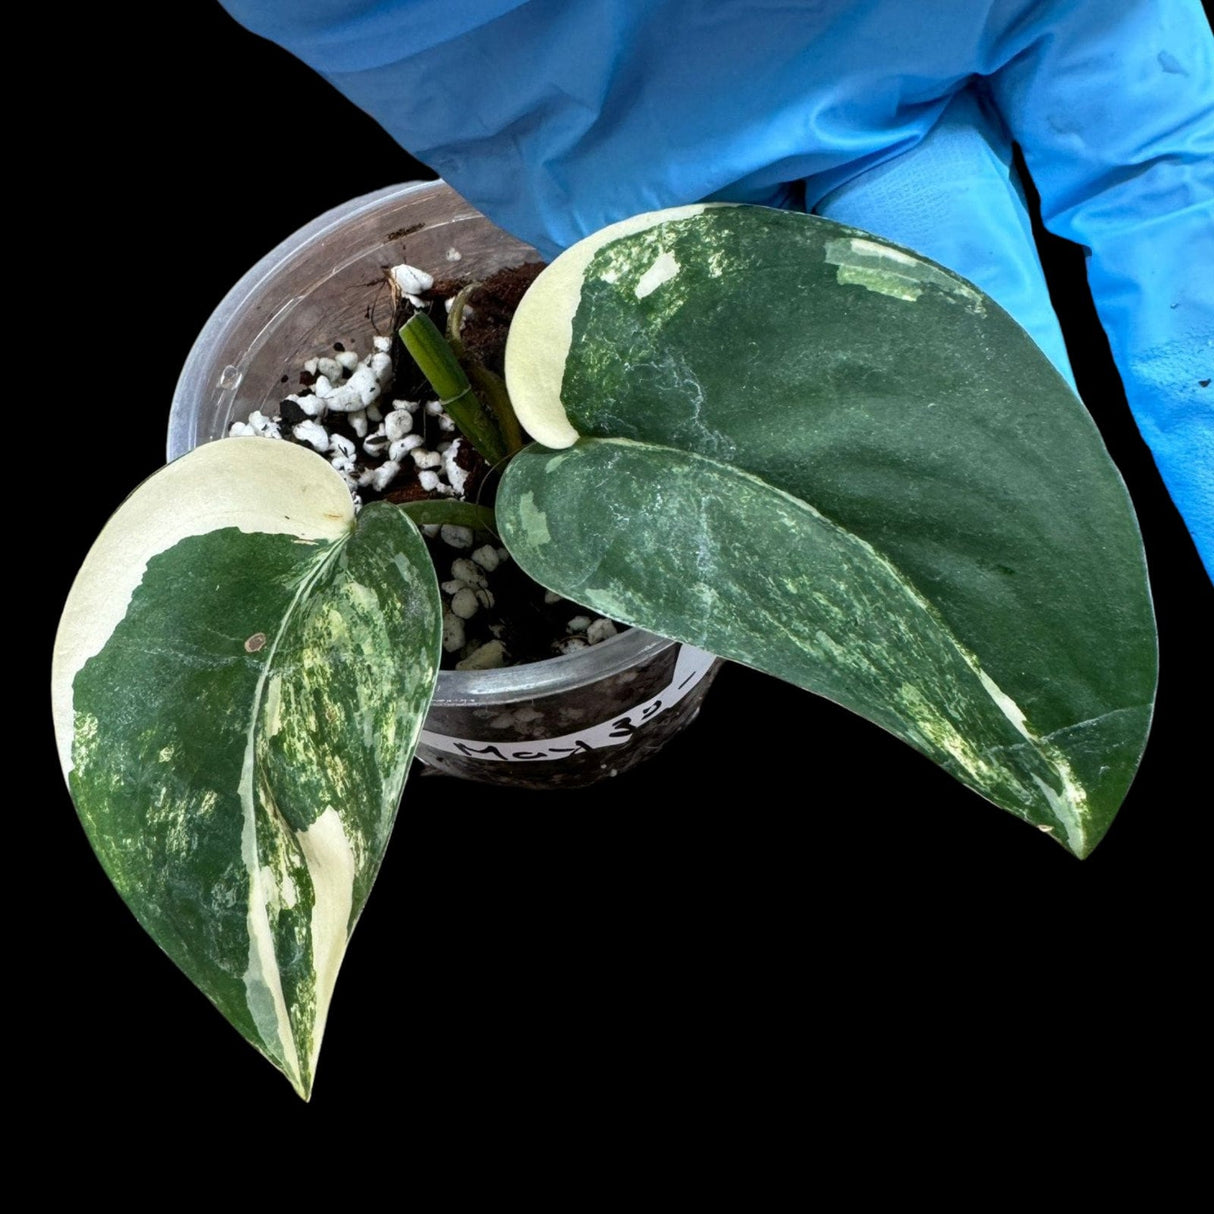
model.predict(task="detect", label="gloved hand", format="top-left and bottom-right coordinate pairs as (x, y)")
top-left (219, 0), bottom-right (1214, 576)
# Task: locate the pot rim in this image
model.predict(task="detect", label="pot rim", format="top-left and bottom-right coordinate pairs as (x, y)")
top-left (432, 626), bottom-right (676, 704)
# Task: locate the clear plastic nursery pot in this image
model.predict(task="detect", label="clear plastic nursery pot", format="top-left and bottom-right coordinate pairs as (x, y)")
top-left (168, 179), bottom-right (722, 789)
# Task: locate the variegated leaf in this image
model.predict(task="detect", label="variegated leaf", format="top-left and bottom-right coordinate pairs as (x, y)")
top-left (52, 440), bottom-right (441, 1097)
top-left (500, 205), bottom-right (1156, 856)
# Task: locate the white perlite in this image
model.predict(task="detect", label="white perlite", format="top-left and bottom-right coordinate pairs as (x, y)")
top-left (227, 327), bottom-right (467, 504)
top-left (587, 619), bottom-right (619, 645)
top-left (389, 263), bottom-right (434, 295)
top-left (440, 524), bottom-right (474, 550)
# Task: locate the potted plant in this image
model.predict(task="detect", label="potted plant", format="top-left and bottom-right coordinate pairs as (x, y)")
top-left (51, 186), bottom-right (1156, 1099)
top-left (165, 181), bottom-right (724, 791)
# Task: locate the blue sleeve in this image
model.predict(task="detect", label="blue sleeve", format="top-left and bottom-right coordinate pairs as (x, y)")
top-left (985, 0), bottom-right (1214, 574)
top-left (215, 1), bottom-right (980, 255)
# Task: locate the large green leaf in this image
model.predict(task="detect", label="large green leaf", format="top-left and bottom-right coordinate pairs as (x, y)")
top-left (52, 439), bottom-right (441, 1097)
top-left (500, 204), bottom-right (1156, 856)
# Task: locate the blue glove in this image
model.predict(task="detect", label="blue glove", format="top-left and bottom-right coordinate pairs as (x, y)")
top-left (219, 0), bottom-right (1214, 575)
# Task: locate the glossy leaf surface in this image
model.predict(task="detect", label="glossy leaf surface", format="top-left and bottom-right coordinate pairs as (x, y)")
top-left (52, 440), bottom-right (441, 1096)
top-left (501, 205), bottom-right (1156, 855)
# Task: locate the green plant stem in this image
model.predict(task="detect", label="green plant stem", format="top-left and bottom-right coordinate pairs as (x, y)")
top-left (448, 285), bottom-right (526, 456)
top-left (401, 312), bottom-right (508, 466)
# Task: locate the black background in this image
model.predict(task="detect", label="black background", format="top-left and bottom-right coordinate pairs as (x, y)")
top-left (37, 3), bottom-right (1207, 1142)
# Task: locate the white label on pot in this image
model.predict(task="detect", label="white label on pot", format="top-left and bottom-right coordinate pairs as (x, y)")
top-left (418, 644), bottom-right (718, 762)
